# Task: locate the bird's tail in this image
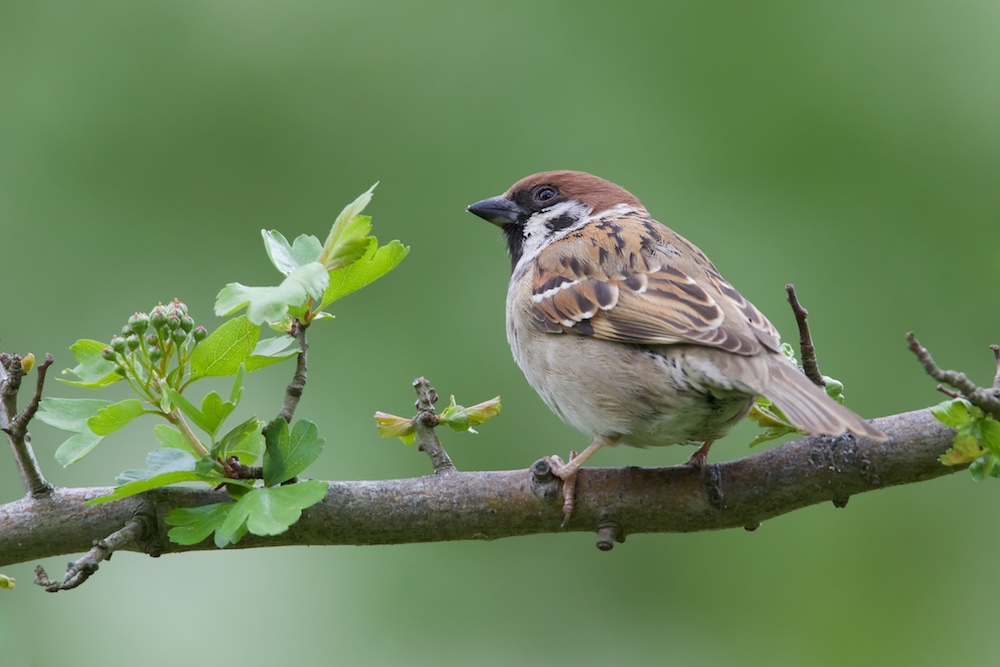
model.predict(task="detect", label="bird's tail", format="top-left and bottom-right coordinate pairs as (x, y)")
top-left (738, 355), bottom-right (886, 441)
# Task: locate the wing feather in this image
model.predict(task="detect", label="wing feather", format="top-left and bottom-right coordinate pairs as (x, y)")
top-left (530, 213), bottom-right (781, 356)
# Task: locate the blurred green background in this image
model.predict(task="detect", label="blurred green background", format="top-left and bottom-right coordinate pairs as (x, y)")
top-left (1, 1), bottom-right (998, 665)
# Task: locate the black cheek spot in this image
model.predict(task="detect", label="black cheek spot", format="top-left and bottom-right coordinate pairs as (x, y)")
top-left (545, 214), bottom-right (576, 233)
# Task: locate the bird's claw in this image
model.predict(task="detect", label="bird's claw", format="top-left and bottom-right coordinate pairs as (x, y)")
top-left (544, 450), bottom-right (579, 527)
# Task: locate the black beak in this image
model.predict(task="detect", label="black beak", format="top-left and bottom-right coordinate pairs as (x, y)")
top-left (466, 195), bottom-right (522, 226)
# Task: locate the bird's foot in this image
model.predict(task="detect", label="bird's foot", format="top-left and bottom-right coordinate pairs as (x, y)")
top-left (682, 440), bottom-right (715, 471)
top-left (542, 438), bottom-right (612, 527)
top-left (543, 451), bottom-right (580, 528)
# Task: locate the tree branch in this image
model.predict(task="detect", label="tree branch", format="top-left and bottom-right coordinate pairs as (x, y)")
top-left (273, 322), bottom-right (309, 426)
top-left (0, 408), bottom-right (956, 567)
top-left (33, 503), bottom-right (156, 592)
top-left (411, 377), bottom-right (456, 474)
top-left (907, 333), bottom-right (1000, 420)
top-left (0, 353), bottom-right (54, 498)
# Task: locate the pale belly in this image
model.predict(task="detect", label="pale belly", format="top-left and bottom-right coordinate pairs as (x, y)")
top-left (508, 318), bottom-right (755, 448)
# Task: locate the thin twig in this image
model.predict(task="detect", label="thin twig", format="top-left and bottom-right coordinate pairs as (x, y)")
top-left (785, 284), bottom-right (824, 387)
top-left (936, 385), bottom-right (961, 399)
top-left (412, 377), bottom-right (455, 474)
top-left (33, 507), bottom-right (154, 592)
top-left (991, 345), bottom-right (1000, 390)
top-left (0, 353), bottom-right (54, 497)
top-left (273, 322), bottom-right (309, 427)
top-left (907, 333), bottom-right (1000, 420)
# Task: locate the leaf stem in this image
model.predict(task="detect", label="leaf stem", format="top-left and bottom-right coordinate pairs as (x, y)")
top-left (167, 410), bottom-right (208, 457)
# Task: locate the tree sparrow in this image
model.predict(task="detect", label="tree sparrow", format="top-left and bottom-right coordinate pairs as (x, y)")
top-left (467, 170), bottom-right (885, 522)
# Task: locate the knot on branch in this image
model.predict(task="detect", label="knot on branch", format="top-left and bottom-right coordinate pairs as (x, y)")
top-left (529, 458), bottom-right (560, 500)
top-left (595, 516), bottom-right (625, 551)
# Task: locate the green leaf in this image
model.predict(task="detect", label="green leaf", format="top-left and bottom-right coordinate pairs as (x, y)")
top-left (438, 395), bottom-right (502, 433)
top-left (263, 418), bottom-right (325, 487)
top-left (200, 391), bottom-right (235, 438)
top-left (216, 416), bottom-right (265, 464)
top-left (978, 418), bottom-right (1000, 457)
top-left (747, 397), bottom-right (800, 447)
top-left (245, 335), bottom-right (298, 371)
top-left (968, 454), bottom-right (993, 481)
top-left (54, 431), bottom-right (104, 467)
top-left (229, 364), bottom-right (246, 406)
top-left (778, 342), bottom-right (798, 366)
top-left (194, 452), bottom-right (220, 476)
top-left (318, 237), bottom-right (409, 310)
top-left (245, 354), bottom-right (297, 372)
top-left (262, 230), bottom-right (323, 276)
top-left (86, 471), bottom-right (208, 505)
top-left (319, 183), bottom-right (378, 271)
top-left (939, 430), bottom-right (988, 466)
top-left (189, 316), bottom-right (259, 379)
top-left (163, 387), bottom-right (212, 435)
top-left (154, 424), bottom-right (196, 454)
top-left (930, 398), bottom-right (975, 428)
top-left (251, 335), bottom-right (297, 357)
top-left (36, 397), bottom-right (111, 432)
top-left (215, 262), bottom-right (329, 325)
top-left (165, 503), bottom-right (236, 546)
top-left (87, 399), bottom-right (144, 436)
top-left (58, 339), bottom-right (122, 389)
top-left (115, 448), bottom-right (198, 484)
top-left (216, 481), bottom-right (328, 543)
top-left (822, 376), bottom-right (845, 404)
top-left (374, 411), bottom-right (416, 444)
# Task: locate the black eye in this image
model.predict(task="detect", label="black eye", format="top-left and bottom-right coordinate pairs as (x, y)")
top-left (531, 185), bottom-right (558, 205)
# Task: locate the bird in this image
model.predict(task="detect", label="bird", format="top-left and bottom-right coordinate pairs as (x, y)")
top-left (466, 170), bottom-right (886, 523)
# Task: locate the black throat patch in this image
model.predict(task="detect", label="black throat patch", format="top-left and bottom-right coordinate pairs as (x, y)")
top-left (502, 224), bottom-right (525, 272)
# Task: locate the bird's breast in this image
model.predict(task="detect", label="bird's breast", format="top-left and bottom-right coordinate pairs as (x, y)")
top-left (506, 275), bottom-right (753, 447)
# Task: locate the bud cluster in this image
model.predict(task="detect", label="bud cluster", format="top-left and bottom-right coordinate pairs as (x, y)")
top-left (101, 299), bottom-right (209, 395)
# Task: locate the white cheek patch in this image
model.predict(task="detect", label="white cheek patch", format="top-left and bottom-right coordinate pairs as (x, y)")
top-left (511, 202), bottom-right (647, 280)
top-left (512, 201), bottom-right (592, 277)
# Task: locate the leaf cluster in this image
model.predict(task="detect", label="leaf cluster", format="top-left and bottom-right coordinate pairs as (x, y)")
top-left (932, 398), bottom-right (1000, 480)
top-left (216, 184), bottom-right (408, 330)
top-left (164, 419), bottom-right (327, 547)
top-left (35, 185), bottom-right (408, 548)
top-left (375, 395), bottom-right (501, 445)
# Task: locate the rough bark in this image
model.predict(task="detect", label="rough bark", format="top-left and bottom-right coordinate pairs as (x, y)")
top-left (0, 409), bottom-right (956, 567)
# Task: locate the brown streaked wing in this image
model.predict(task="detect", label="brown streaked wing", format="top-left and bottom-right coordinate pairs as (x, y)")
top-left (709, 275), bottom-right (782, 353)
top-left (530, 216), bottom-right (769, 356)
